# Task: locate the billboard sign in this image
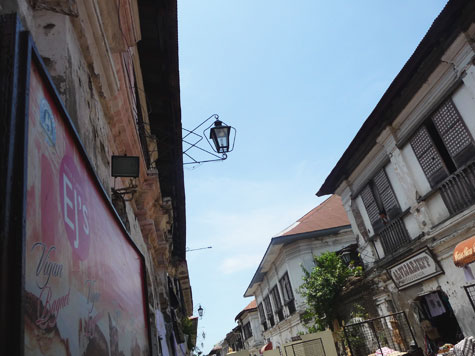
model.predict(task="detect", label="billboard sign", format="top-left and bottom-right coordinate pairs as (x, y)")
top-left (0, 21), bottom-right (150, 355)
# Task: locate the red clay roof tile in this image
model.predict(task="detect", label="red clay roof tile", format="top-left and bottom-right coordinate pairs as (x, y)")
top-left (279, 195), bottom-right (349, 236)
top-left (243, 299), bottom-right (257, 311)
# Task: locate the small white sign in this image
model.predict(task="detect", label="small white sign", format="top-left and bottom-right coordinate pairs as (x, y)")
top-left (388, 249), bottom-right (443, 289)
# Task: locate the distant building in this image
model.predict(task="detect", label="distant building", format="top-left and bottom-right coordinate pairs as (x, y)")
top-left (318, 0), bottom-right (475, 351)
top-left (244, 195), bottom-right (357, 349)
top-left (235, 300), bottom-right (264, 356)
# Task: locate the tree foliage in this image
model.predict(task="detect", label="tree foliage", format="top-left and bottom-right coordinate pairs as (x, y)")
top-left (298, 252), bottom-right (362, 332)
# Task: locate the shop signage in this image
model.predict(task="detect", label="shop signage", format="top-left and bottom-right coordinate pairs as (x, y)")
top-left (0, 24), bottom-right (151, 354)
top-left (387, 248), bottom-right (443, 290)
top-left (453, 235), bottom-right (475, 267)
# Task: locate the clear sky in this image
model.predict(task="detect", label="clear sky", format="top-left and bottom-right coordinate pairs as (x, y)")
top-left (177, 0), bottom-right (448, 352)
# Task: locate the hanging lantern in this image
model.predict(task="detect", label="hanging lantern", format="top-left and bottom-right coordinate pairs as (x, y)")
top-left (209, 120), bottom-right (231, 153)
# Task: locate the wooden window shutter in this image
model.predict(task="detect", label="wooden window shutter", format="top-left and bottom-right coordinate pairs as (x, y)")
top-left (432, 99), bottom-right (475, 168)
top-left (258, 303), bottom-right (266, 321)
top-left (373, 169), bottom-right (401, 220)
top-left (360, 185), bottom-right (384, 232)
top-left (351, 201), bottom-right (369, 241)
top-left (410, 125), bottom-right (449, 187)
top-left (264, 295), bottom-right (273, 315)
top-left (271, 286), bottom-right (282, 310)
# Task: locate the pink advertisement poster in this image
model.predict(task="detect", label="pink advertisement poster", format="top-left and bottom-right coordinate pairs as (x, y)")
top-left (24, 60), bottom-right (150, 355)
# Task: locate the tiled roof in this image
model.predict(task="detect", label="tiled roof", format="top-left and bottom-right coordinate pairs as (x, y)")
top-left (243, 299), bottom-right (257, 311)
top-left (278, 195), bottom-right (349, 237)
top-left (235, 299), bottom-right (257, 321)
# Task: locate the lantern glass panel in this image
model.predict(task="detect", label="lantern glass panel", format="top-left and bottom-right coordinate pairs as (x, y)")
top-left (210, 124), bottom-right (231, 153)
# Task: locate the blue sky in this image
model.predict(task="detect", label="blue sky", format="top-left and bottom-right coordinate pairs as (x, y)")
top-left (177, 0), bottom-right (448, 352)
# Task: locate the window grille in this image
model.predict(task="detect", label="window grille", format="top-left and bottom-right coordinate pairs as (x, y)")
top-left (361, 185), bottom-right (380, 227)
top-left (360, 169), bottom-right (401, 233)
top-left (410, 98), bottom-right (475, 188)
top-left (410, 126), bottom-right (447, 185)
top-left (432, 99), bottom-right (473, 166)
top-left (464, 284), bottom-right (475, 312)
top-left (410, 98), bottom-right (475, 215)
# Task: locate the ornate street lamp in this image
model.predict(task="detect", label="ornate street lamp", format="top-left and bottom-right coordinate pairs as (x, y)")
top-left (182, 114), bottom-right (236, 165)
top-left (198, 304), bottom-right (204, 318)
top-left (209, 120), bottom-right (231, 153)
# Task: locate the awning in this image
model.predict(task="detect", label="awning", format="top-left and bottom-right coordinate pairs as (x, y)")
top-left (453, 235), bottom-right (475, 267)
top-left (260, 342), bottom-right (273, 354)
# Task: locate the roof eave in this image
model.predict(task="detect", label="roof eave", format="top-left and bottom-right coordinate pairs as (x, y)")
top-left (137, 0), bottom-right (186, 260)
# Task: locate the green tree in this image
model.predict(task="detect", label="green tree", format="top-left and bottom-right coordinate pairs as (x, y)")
top-left (298, 252), bottom-right (362, 332)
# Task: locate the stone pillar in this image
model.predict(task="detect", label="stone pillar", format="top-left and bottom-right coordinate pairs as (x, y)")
top-left (340, 182), bottom-right (379, 265)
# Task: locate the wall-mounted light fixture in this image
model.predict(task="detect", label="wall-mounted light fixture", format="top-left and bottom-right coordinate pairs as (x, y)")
top-left (183, 114), bottom-right (236, 165)
top-left (209, 120), bottom-right (231, 154)
top-left (112, 155), bottom-right (140, 177)
top-left (198, 304), bottom-right (204, 319)
top-left (111, 155), bottom-right (139, 201)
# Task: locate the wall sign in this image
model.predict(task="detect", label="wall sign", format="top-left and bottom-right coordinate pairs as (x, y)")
top-left (453, 235), bottom-right (475, 267)
top-left (387, 248), bottom-right (443, 290)
top-left (0, 17), bottom-right (150, 355)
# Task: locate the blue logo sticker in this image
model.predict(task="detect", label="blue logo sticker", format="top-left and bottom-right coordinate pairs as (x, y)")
top-left (39, 98), bottom-right (56, 146)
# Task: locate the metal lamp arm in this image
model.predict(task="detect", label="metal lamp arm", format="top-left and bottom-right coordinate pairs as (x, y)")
top-left (183, 114), bottom-right (219, 141)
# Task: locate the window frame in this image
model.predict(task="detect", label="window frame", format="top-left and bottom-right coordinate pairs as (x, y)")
top-left (359, 167), bottom-right (402, 234)
top-left (410, 98), bottom-right (475, 188)
top-left (263, 295), bottom-right (275, 327)
top-left (242, 322), bottom-right (252, 340)
top-left (279, 272), bottom-right (296, 315)
top-left (270, 285), bottom-right (284, 322)
top-left (257, 302), bottom-right (268, 331)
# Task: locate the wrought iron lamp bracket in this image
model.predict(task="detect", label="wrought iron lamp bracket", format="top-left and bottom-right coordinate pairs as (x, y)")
top-left (182, 114), bottom-right (236, 165)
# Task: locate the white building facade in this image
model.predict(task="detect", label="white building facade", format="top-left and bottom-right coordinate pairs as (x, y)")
top-left (318, 0), bottom-right (475, 350)
top-left (244, 196), bottom-right (357, 351)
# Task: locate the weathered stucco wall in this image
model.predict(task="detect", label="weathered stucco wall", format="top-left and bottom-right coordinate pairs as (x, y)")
top-left (1, 1), bottom-right (188, 354)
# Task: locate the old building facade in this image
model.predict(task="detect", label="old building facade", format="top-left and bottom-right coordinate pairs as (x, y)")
top-left (244, 196), bottom-right (357, 350)
top-left (318, 0), bottom-right (475, 351)
top-left (0, 0), bottom-right (194, 355)
top-left (235, 300), bottom-right (264, 356)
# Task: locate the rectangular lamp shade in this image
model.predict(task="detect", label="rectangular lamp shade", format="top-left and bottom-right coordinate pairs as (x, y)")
top-left (111, 155), bottom-right (140, 178)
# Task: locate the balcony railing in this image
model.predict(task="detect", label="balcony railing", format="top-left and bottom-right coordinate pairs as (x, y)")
top-left (378, 217), bottom-right (410, 256)
top-left (440, 161), bottom-right (475, 216)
